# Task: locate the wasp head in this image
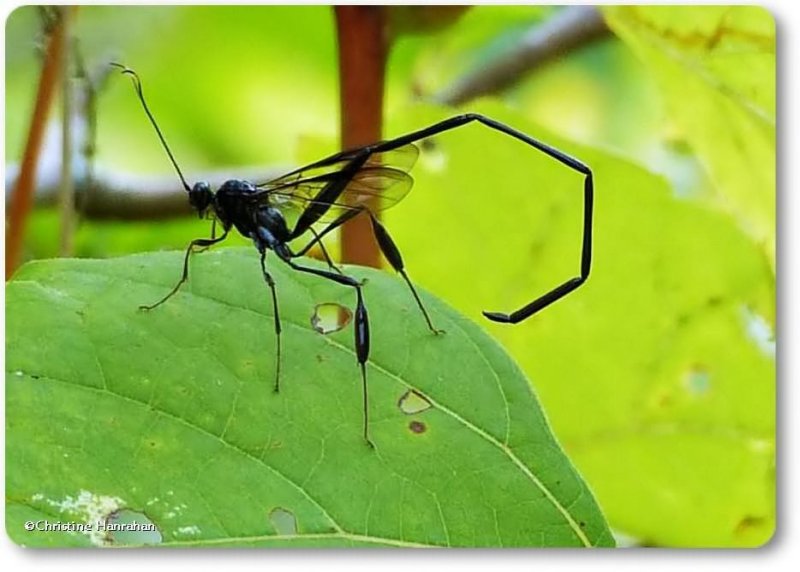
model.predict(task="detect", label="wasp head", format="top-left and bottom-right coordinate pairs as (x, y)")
top-left (189, 181), bottom-right (214, 217)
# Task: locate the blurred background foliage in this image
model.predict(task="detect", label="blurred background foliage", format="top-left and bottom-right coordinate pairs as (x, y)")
top-left (5, 5), bottom-right (775, 547)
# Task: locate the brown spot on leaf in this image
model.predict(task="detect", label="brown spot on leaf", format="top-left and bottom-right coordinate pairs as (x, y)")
top-left (409, 420), bottom-right (426, 434)
top-left (735, 515), bottom-right (766, 536)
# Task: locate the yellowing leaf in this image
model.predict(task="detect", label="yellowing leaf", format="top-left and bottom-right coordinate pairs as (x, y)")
top-left (603, 6), bottom-right (776, 267)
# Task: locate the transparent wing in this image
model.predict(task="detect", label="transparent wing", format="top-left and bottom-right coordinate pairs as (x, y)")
top-left (260, 143), bottom-right (419, 188)
top-left (253, 143), bottom-right (418, 223)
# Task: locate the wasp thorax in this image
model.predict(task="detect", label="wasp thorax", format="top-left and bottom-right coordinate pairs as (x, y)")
top-left (189, 181), bottom-right (213, 215)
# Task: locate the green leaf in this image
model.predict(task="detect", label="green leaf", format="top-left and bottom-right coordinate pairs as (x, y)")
top-left (602, 6), bottom-right (776, 267)
top-left (383, 104), bottom-right (775, 546)
top-left (6, 249), bottom-right (613, 548)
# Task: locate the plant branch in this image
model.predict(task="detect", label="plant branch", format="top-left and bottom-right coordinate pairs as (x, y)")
top-left (434, 6), bottom-right (610, 106)
top-left (5, 160), bottom-right (286, 221)
top-left (6, 10), bottom-right (66, 279)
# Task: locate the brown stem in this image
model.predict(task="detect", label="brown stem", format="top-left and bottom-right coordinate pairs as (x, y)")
top-left (334, 6), bottom-right (388, 268)
top-left (6, 10), bottom-right (67, 279)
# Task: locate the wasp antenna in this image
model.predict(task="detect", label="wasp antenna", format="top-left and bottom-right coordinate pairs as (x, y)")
top-left (112, 63), bottom-right (192, 193)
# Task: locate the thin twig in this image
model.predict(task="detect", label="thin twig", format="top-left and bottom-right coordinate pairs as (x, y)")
top-left (434, 6), bottom-right (610, 106)
top-left (59, 6), bottom-right (78, 257)
top-left (72, 43), bottom-right (116, 218)
top-left (6, 9), bottom-right (66, 279)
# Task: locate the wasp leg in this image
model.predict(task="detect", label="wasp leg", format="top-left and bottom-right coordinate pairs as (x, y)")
top-left (294, 207), bottom-right (440, 333)
top-left (293, 208), bottom-right (361, 259)
top-left (282, 258), bottom-right (374, 448)
top-left (358, 113), bottom-right (593, 322)
top-left (259, 250), bottom-right (282, 393)
top-left (307, 227), bottom-right (342, 274)
top-left (140, 231), bottom-right (229, 310)
top-left (365, 212), bottom-right (442, 334)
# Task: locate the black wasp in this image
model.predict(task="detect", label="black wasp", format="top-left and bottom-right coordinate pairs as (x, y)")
top-left (113, 64), bottom-right (593, 447)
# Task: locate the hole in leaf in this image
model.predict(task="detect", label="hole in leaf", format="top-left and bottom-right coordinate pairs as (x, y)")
top-left (269, 507), bottom-right (297, 535)
top-left (398, 389), bottom-right (432, 415)
top-left (310, 303), bottom-right (352, 334)
top-left (104, 509), bottom-right (162, 546)
top-left (409, 420), bottom-right (427, 434)
top-left (741, 306), bottom-right (776, 358)
top-left (684, 367), bottom-right (711, 395)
